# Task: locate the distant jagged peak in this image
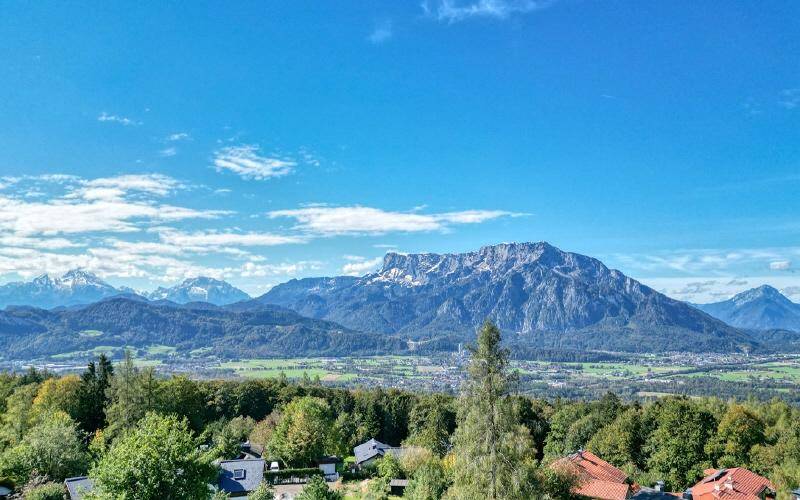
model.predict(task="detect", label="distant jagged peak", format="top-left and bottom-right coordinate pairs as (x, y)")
top-left (59, 268), bottom-right (110, 288)
top-left (372, 241), bottom-right (607, 286)
top-left (146, 276), bottom-right (250, 305)
top-left (31, 273), bottom-right (56, 286)
top-left (732, 284), bottom-right (791, 305)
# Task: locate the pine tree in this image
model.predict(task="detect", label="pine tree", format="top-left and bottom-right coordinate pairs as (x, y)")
top-left (445, 321), bottom-right (538, 500)
top-left (75, 354), bottom-right (114, 433)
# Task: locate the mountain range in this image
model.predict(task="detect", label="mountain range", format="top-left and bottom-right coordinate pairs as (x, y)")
top-left (254, 242), bottom-right (755, 353)
top-left (696, 285), bottom-right (800, 332)
top-left (0, 271), bottom-right (250, 309)
top-left (3, 242), bottom-right (799, 359)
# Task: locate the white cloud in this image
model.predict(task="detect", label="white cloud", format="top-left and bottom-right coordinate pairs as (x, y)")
top-left (0, 174), bottom-right (223, 237)
top-left (267, 205), bottom-right (519, 235)
top-left (368, 21), bottom-right (393, 44)
top-left (159, 147), bottom-right (177, 157)
top-left (97, 112), bottom-right (141, 126)
top-left (157, 229), bottom-right (305, 248)
top-left (69, 174), bottom-right (183, 201)
top-left (770, 260), bottom-right (792, 271)
top-left (341, 256), bottom-right (384, 276)
top-left (240, 260), bottom-right (322, 278)
top-left (423, 0), bottom-right (556, 22)
top-left (0, 235), bottom-right (83, 250)
top-left (0, 196), bottom-right (224, 236)
top-left (779, 88), bottom-right (800, 109)
top-left (213, 145), bottom-right (297, 180)
top-left (166, 132), bottom-right (191, 141)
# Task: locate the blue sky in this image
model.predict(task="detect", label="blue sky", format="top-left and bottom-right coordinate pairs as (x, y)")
top-left (0, 0), bottom-right (798, 302)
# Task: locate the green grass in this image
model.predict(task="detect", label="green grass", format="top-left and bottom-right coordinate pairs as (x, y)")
top-left (145, 344), bottom-right (177, 355)
top-left (51, 345), bottom-right (120, 359)
top-left (515, 361), bottom-right (693, 379)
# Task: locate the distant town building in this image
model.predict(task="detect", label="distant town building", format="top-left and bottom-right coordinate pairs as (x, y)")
top-left (686, 468), bottom-right (775, 500)
top-left (552, 450), bottom-right (635, 500)
top-left (791, 488), bottom-right (800, 500)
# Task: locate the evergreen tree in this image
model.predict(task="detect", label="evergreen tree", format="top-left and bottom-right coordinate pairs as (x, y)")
top-left (445, 321), bottom-right (538, 500)
top-left (75, 354), bottom-right (114, 433)
top-left (105, 350), bottom-right (160, 436)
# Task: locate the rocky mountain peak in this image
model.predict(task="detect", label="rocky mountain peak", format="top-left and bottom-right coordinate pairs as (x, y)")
top-left (732, 285), bottom-right (791, 305)
top-left (60, 269), bottom-right (109, 288)
top-left (261, 241), bottom-right (751, 353)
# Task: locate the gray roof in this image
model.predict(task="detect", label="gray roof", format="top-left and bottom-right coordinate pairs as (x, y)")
top-left (390, 479), bottom-right (409, 487)
top-left (0, 485), bottom-right (12, 496)
top-left (219, 459), bottom-right (265, 494)
top-left (354, 438), bottom-right (390, 465)
top-left (632, 488), bottom-right (678, 499)
top-left (65, 477), bottom-right (94, 500)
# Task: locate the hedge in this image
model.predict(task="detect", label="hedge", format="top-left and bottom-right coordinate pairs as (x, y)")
top-left (264, 468), bottom-right (323, 484)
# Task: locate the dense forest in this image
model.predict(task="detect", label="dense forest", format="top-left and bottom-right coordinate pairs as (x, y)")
top-left (0, 323), bottom-right (799, 499)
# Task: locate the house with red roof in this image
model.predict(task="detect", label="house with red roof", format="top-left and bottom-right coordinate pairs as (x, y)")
top-left (553, 450), bottom-right (637, 500)
top-left (686, 468), bottom-right (775, 500)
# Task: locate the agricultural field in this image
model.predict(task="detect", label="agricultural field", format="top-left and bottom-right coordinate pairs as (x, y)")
top-left (7, 349), bottom-right (800, 402)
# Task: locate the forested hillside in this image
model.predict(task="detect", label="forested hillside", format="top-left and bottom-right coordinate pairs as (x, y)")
top-left (0, 298), bottom-right (404, 359)
top-left (0, 323), bottom-right (798, 499)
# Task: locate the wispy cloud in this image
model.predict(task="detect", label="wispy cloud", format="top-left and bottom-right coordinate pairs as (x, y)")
top-left (770, 260), bottom-right (792, 271)
top-left (779, 88), bottom-right (800, 109)
top-left (422, 0), bottom-right (556, 22)
top-left (213, 145), bottom-right (297, 180)
top-left (612, 247), bottom-right (800, 275)
top-left (166, 132), bottom-right (191, 141)
top-left (267, 205), bottom-right (523, 235)
top-left (159, 147), bottom-right (178, 157)
top-left (368, 21), bottom-right (393, 44)
top-left (157, 229), bottom-right (305, 248)
top-left (97, 112), bottom-right (141, 126)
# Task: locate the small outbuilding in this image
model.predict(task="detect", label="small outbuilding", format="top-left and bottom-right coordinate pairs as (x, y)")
top-left (317, 456), bottom-right (342, 481)
top-left (64, 477), bottom-right (94, 500)
top-left (390, 479), bottom-right (409, 496)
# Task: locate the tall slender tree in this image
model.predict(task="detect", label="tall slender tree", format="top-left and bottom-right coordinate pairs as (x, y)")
top-left (75, 354), bottom-right (114, 434)
top-left (445, 321), bottom-right (538, 500)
